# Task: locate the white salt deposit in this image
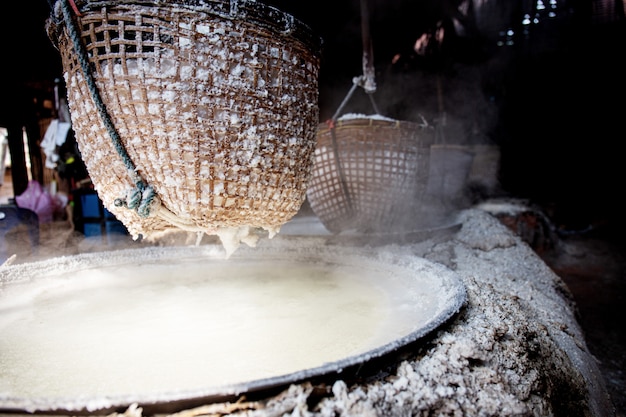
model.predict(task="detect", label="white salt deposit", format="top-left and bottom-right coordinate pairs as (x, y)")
top-left (337, 113), bottom-right (397, 122)
top-left (214, 225), bottom-right (261, 257)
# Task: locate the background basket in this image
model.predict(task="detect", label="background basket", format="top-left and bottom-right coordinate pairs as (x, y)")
top-left (306, 116), bottom-right (436, 234)
top-left (48, 0), bottom-right (321, 239)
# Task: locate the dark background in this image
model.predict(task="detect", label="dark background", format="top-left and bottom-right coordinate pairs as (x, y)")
top-left (1, 0), bottom-right (625, 233)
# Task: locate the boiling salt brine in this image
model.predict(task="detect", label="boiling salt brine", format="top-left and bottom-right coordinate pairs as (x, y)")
top-left (46, 0), bottom-right (321, 254)
top-left (0, 242), bottom-right (466, 414)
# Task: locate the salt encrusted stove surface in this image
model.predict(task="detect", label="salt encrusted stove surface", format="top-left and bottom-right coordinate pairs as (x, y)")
top-left (105, 208), bottom-right (612, 417)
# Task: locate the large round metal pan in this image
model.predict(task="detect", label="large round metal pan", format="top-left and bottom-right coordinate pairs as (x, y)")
top-left (0, 239), bottom-right (466, 414)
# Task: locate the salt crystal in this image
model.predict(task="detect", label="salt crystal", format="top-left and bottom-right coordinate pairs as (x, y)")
top-left (196, 24), bottom-right (211, 35)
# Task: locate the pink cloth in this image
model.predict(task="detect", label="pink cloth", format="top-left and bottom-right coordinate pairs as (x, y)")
top-left (15, 181), bottom-right (55, 223)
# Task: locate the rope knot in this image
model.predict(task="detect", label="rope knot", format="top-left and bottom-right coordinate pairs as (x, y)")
top-left (114, 185), bottom-right (161, 218)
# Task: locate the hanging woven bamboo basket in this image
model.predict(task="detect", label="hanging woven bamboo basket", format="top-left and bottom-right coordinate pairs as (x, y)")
top-left (47, 0), bottom-right (321, 242)
top-left (306, 115), bottom-right (435, 234)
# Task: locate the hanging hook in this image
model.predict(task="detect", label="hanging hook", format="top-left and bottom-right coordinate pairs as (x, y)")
top-left (360, 0), bottom-right (376, 94)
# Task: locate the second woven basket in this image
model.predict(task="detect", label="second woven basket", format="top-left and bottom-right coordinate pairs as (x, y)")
top-left (307, 115), bottom-right (436, 234)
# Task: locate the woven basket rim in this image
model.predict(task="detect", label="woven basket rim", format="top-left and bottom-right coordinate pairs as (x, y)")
top-left (49, 0), bottom-right (322, 54)
top-left (319, 117), bottom-right (432, 132)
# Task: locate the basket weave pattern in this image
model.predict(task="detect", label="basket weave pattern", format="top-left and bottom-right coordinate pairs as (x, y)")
top-left (52, 1), bottom-right (320, 238)
top-left (307, 118), bottom-right (434, 233)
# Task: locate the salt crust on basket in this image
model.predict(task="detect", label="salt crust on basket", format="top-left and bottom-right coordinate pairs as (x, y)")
top-left (48, 0), bottom-right (321, 256)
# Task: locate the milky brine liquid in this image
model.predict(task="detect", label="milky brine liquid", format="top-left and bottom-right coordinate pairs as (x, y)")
top-left (0, 258), bottom-right (428, 401)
